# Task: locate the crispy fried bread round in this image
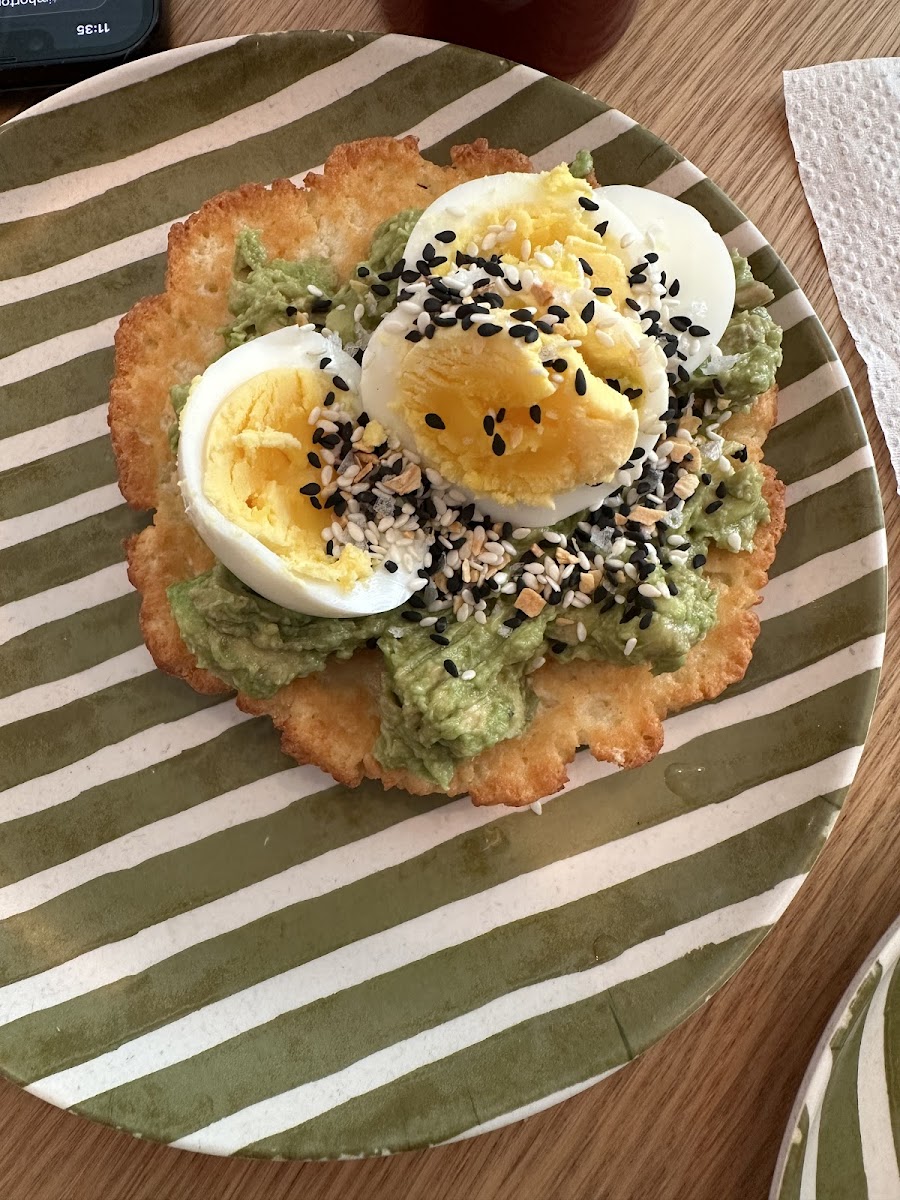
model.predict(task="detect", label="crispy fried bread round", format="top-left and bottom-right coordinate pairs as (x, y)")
top-left (110, 136), bottom-right (785, 807)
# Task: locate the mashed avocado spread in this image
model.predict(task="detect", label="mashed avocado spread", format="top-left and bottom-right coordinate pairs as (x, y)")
top-left (167, 210), bottom-right (779, 786)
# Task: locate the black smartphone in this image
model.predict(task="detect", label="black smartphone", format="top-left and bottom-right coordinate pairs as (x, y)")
top-left (0, 0), bottom-right (160, 88)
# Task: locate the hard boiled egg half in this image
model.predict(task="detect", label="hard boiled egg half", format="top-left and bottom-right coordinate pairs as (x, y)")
top-left (361, 164), bottom-right (736, 527)
top-left (177, 325), bottom-right (425, 617)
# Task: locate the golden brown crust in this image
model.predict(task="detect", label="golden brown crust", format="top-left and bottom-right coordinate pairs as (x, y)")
top-left (111, 135), bottom-right (786, 807)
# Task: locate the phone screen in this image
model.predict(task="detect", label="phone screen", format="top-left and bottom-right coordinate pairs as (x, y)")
top-left (0, 0), bottom-right (158, 72)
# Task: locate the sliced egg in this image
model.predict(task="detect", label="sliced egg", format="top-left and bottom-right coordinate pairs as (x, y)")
top-left (362, 302), bottom-right (668, 528)
top-left (597, 185), bottom-right (736, 374)
top-left (178, 325), bottom-right (426, 617)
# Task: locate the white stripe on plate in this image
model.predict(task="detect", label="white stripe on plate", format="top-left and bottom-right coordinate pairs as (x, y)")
top-left (445, 1067), bottom-right (622, 1143)
top-left (0, 765), bottom-right (333, 922)
top-left (798, 1076), bottom-right (827, 1200)
top-left (777, 360), bottom-right (853, 425)
top-left (3, 632), bottom-right (872, 1032)
top-left (857, 955), bottom-right (900, 1197)
top-left (767, 288), bottom-right (815, 332)
top-left (29, 749), bottom-right (835, 1105)
top-left (0, 702), bottom-right (251, 823)
top-left (758, 530), bottom-right (887, 623)
top-left (0, 314), bottom-right (122, 390)
top-left (0, 402), bottom-right (109, 474)
top-left (784, 447), bottom-right (874, 508)
top-left (0, 561), bottom-right (132, 647)
top-left (531, 110), bottom-right (637, 171)
top-left (400, 64), bottom-right (541, 148)
top-left (167, 879), bottom-right (803, 1154)
top-left (8, 39), bottom-right (242, 122)
top-left (725, 221), bottom-right (768, 257)
top-left (0, 38), bottom-right (444, 226)
top-left (0, 645), bottom-right (154, 730)
top-left (0, 483), bottom-right (124, 551)
top-left (646, 160), bottom-right (705, 197)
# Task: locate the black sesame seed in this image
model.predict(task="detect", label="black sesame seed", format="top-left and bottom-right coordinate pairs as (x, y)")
top-left (332, 375), bottom-right (349, 392)
top-left (701, 472), bottom-right (712, 485)
top-left (530, 405), bottom-right (542, 424)
top-left (509, 324), bottom-right (533, 338)
top-left (405, 330), bottom-right (423, 343)
top-left (496, 407), bottom-right (506, 423)
top-left (443, 659), bottom-right (459, 677)
top-left (575, 368), bottom-right (587, 397)
top-left (578, 257), bottom-right (594, 276)
top-left (639, 611), bottom-right (653, 630)
top-left (306, 451), bottom-right (321, 468)
top-left (402, 611), bottom-right (422, 622)
top-left (733, 446), bottom-right (749, 463)
top-left (551, 641), bottom-right (567, 654)
top-left (309, 496), bottom-right (322, 510)
top-left (548, 305), bottom-right (570, 319)
top-left (580, 301), bottom-right (596, 322)
top-left (477, 323), bottom-right (503, 337)
top-left (325, 539), bottom-right (334, 556)
top-left (677, 365), bottom-right (691, 382)
top-left (510, 309), bottom-right (533, 321)
top-left (370, 283), bottom-right (390, 298)
top-left (689, 324), bottom-right (710, 337)
top-left (594, 221), bottom-right (609, 236)
top-left (669, 315), bottom-right (692, 332)
top-left (524, 328), bottom-right (540, 343)
top-left (593, 285), bottom-right (613, 297)
top-left (425, 324), bottom-right (436, 339)
top-left (692, 553), bottom-right (707, 569)
top-left (705, 500), bottom-right (723, 514)
top-left (433, 315), bottom-right (458, 328)
top-left (299, 482), bottom-right (320, 496)
top-left (435, 229), bottom-right (456, 243)
top-left (578, 195), bottom-right (600, 211)
top-left (401, 269), bottom-right (420, 283)
top-left (551, 358), bottom-right (568, 372)
top-left (431, 633), bottom-right (450, 646)
top-left (484, 262), bottom-right (504, 277)
top-left (492, 433), bottom-right (506, 456)
top-left (669, 279), bottom-right (681, 297)
top-left (534, 320), bottom-right (555, 334)
top-left (357, 266), bottom-right (370, 277)
top-left (626, 297), bottom-right (641, 312)
top-left (629, 274), bottom-right (647, 285)
top-left (716, 481), bottom-right (728, 499)
top-left (483, 415), bottom-right (495, 436)
top-left (285, 305), bottom-right (298, 317)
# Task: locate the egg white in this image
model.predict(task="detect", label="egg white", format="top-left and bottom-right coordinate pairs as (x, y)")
top-left (596, 184), bottom-right (736, 374)
top-left (178, 325), bottom-right (426, 618)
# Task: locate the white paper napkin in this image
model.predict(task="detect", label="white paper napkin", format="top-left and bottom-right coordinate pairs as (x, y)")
top-left (784, 59), bottom-right (900, 489)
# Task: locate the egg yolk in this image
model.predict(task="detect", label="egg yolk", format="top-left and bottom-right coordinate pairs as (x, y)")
top-left (392, 322), bottom-right (639, 507)
top-left (203, 367), bottom-right (371, 588)
top-left (435, 166), bottom-right (629, 312)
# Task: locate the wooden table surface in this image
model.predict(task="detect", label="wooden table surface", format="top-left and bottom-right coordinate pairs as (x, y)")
top-left (1, 1), bottom-right (898, 1196)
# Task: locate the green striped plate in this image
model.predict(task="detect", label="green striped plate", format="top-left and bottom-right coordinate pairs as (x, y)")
top-left (772, 917), bottom-right (900, 1199)
top-left (0, 29), bottom-right (886, 1160)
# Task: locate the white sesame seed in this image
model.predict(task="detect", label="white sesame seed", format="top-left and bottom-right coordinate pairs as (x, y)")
top-left (576, 621), bottom-right (587, 642)
top-left (534, 251), bottom-right (554, 269)
top-left (307, 284), bottom-right (324, 297)
top-left (727, 531), bottom-right (742, 552)
top-left (594, 330), bottom-right (615, 346)
top-left (638, 583), bottom-right (661, 598)
top-left (307, 406), bottom-right (322, 426)
top-left (456, 603), bottom-right (471, 623)
top-left (520, 268), bottom-right (535, 291)
top-left (520, 238), bottom-right (532, 260)
top-left (620, 232), bottom-right (637, 249)
top-left (624, 637), bottom-right (638, 656)
top-left (461, 669), bottom-right (476, 680)
top-left (513, 527), bottom-right (531, 540)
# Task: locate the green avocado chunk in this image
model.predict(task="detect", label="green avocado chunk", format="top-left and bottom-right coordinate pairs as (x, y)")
top-left (681, 254), bottom-right (782, 410)
top-left (375, 602), bottom-right (553, 789)
top-left (168, 564), bottom-right (390, 698)
top-left (220, 230), bottom-right (339, 351)
top-left (680, 459), bottom-right (769, 552)
top-left (552, 560), bottom-right (718, 676)
top-left (325, 208), bottom-right (423, 344)
top-left (568, 149), bottom-right (594, 180)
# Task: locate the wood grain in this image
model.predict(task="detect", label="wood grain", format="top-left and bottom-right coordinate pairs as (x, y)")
top-left (1, 1), bottom-right (898, 1196)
